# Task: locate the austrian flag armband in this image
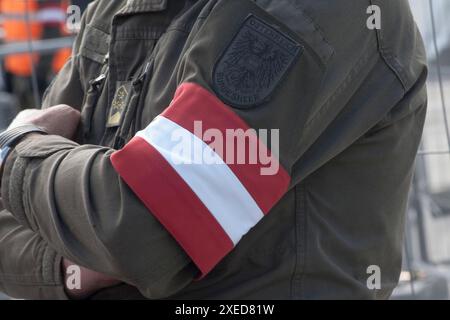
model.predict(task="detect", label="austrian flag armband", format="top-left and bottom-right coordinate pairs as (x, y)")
top-left (111, 83), bottom-right (291, 276)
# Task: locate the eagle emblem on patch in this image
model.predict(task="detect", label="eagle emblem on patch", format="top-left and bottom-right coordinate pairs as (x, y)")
top-left (213, 15), bottom-right (302, 109)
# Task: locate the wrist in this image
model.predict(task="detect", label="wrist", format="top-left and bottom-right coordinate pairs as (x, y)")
top-left (62, 259), bottom-right (91, 300)
top-left (0, 124), bottom-right (47, 148)
top-left (0, 146), bottom-right (11, 186)
top-left (0, 125), bottom-right (47, 185)
top-left (62, 258), bottom-right (122, 300)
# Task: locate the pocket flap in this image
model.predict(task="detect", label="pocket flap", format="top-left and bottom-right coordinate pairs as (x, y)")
top-left (80, 25), bottom-right (111, 64)
top-left (255, 0), bottom-right (334, 65)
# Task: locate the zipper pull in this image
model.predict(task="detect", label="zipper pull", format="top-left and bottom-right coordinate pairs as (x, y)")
top-left (133, 61), bottom-right (151, 86)
top-left (89, 73), bottom-right (107, 88)
top-left (89, 53), bottom-right (110, 88)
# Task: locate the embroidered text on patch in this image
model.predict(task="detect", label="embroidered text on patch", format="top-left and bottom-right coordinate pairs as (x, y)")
top-left (213, 15), bottom-right (302, 108)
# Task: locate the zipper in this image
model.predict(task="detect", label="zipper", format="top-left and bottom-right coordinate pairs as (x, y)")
top-left (90, 73), bottom-right (107, 88)
top-left (112, 59), bottom-right (154, 149)
top-left (82, 55), bottom-right (110, 142)
top-left (133, 61), bottom-right (152, 86)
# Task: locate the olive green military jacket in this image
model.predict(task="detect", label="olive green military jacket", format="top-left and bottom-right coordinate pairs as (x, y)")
top-left (0, 0), bottom-right (427, 299)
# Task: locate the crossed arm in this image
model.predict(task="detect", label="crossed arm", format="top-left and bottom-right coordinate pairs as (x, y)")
top-left (0, 106), bottom-right (122, 299)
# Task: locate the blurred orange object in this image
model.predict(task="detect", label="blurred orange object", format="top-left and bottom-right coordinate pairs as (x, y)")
top-left (1, 0), bottom-right (42, 77)
top-left (52, 46), bottom-right (71, 72)
top-left (1, 0), bottom-right (71, 76)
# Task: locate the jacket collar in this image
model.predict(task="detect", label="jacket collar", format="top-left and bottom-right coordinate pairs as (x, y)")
top-left (120, 0), bottom-right (168, 14)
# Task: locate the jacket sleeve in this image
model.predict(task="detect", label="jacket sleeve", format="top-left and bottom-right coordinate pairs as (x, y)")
top-left (0, 1), bottom-right (197, 300)
top-left (0, 0), bottom-right (426, 298)
top-left (0, 2), bottom-right (90, 300)
top-left (0, 135), bottom-right (198, 299)
top-left (0, 209), bottom-right (68, 299)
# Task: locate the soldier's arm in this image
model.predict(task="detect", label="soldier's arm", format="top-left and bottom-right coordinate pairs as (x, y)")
top-left (0, 7), bottom-right (90, 299)
top-left (0, 2), bottom-right (122, 299)
top-left (0, 206), bottom-right (120, 300)
top-left (0, 0), bottom-right (427, 299)
top-left (0, 209), bottom-right (68, 299)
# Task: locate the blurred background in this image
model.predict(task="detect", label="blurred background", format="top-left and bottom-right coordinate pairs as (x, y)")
top-left (393, 0), bottom-right (450, 300)
top-left (1, 0), bottom-right (450, 300)
top-left (0, 0), bottom-right (90, 130)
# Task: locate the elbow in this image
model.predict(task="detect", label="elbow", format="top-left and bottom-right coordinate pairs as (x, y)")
top-left (94, 210), bottom-right (196, 299)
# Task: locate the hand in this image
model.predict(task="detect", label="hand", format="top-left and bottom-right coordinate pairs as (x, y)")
top-left (0, 105), bottom-right (81, 193)
top-left (8, 105), bottom-right (81, 140)
top-left (63, 258), bottom-right (122, 300)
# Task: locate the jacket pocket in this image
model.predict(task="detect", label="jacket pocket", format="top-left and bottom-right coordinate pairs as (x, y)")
top-left (77, 24), bottom-right (111, 143)
top-left (80, 59), bottom-right (109, 144)
top-left (79, 24), bottom-right (110, 65)
top-left (255, 0), bottom-right (334, 67)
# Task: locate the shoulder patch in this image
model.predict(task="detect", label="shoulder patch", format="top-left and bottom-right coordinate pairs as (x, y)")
top-left (213, 15), bottom-right (302, 109)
